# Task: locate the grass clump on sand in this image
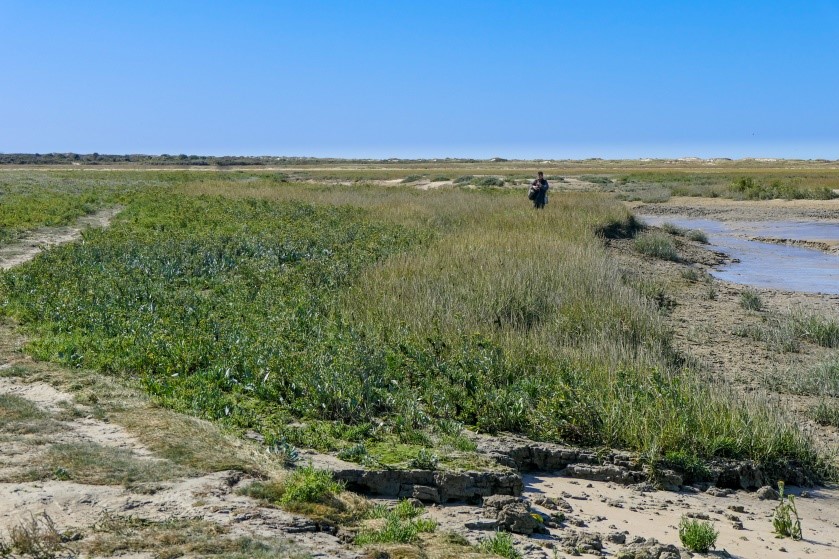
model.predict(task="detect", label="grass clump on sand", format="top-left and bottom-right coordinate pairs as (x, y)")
top-left (242, 465), bottom-right (364, 524)
top-left (734, 309), bottom-right (839, 355)
top-left (660, 222), bottom-right (686, 236)
top-left (764, 359), bottom-right (839, 398)
top-left (279, 465), bottom-right (345, 506)
top-left (740, 288), bottom-right (764, 311)
top-left (808, 400), bottom-right (839, 427)
top-left (685, 229), bottom-right (708, 243)
top-left (0, 513), bottom-right (76, 559)
top-left (479, 531), bottom-right (521, 559)
top-left (33, 442), bottom-right (191, 486)
top-left (355, 500), bottom-right (437, 545)
top-left (0, 173), bottom-right (830, 480)
top-left (245, 465), bottom-right (343, 506)
top-left (678, 516), bottom-right (718, 553)
top-left (84, 515), bottom-right (308, 559)
top-left (634, 232), bottom-right (678, 261)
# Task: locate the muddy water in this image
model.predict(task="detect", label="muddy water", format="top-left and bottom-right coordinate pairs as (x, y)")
top-left (638, 216), bottom-right (839, 295)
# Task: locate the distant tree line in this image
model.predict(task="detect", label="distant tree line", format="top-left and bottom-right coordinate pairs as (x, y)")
top-left (0, 153), bottom-right (496, 166)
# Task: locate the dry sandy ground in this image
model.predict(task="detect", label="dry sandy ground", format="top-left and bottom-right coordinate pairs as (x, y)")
top-left (422, 476), bottom-right (839, 559)
top-left (0, 345), bottom-right (358, 558)
top-left (629, 196), bottom-right (839, 224)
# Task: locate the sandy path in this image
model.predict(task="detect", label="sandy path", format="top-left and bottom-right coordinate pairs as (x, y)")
top-left (0, 206), bottom-right (122, 270)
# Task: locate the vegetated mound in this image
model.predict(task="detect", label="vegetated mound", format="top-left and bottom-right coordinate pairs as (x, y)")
top-left (0, 181), bottom-right (827, 482)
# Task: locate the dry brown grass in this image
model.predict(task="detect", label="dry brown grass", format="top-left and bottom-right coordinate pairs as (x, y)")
top-left (83, 515), bottom-right (307, 559)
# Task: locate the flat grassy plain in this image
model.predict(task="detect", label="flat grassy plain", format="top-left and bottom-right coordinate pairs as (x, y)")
top-left (0, 167), bottom-right (833, 480)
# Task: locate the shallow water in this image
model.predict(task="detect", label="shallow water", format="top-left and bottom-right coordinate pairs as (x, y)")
top-left (638, 216), bottom-right (839, 294)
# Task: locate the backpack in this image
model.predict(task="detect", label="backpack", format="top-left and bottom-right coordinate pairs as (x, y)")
top-left (527, 185), bottom-right (538, 200)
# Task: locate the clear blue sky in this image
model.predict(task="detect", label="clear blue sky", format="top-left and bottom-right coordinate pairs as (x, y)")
top-left (2, 1), bottom-right (838, 159)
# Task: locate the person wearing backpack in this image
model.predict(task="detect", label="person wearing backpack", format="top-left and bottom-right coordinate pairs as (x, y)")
top-left (529, 171), bottom-right (549, 209)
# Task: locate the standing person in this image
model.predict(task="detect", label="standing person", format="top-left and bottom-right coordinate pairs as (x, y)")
top-left (530, 171), bottom-right (549, 209)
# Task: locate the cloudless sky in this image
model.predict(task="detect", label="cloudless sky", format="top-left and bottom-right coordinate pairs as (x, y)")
top-left (2, 1), bottom-right (838, 158)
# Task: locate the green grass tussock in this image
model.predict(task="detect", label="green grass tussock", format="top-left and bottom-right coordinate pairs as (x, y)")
top-left (356, 500), bottom-right (436, 545)
top-left (740, 288), bottom-right (763, 311)
top-left (634, 232), bottom-right (678, 261)
top-left (479, 531), bottom-right (521, 558)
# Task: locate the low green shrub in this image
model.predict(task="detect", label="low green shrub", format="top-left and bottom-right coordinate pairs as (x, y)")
top-left (580, 175), bottom-right (612, 185)
top-left (472, 176), bottom-right (505, 187)
top-left (452, 175), bottom-right (473, 184)
top-left (408, 448), bottom-right (439, 470)
top-left (678, 516), bottom-right (718, 552)
top-left (729, 177), bottom-right (836, 201)
top-left (401, 175), bottom-right (424, 184)
top-left (337, 443), bottom-right (369, 463)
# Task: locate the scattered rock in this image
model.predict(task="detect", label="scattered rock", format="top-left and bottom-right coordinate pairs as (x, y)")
top-left (559, 530), bottom-right (603, 555)
top-left (728, 504), bottom-right (746, 513)
top-left (331, 467), bottom-right (523, 503)
top-left (564, 463), bottom-right (646, 484)
top-left (756, 486), bottom-right (780, 500)
top-left (411, 485), bottom-right (439, 503)
top-left (616, 539), bottom-right (686, 559)
top-left (533, 495), bottom-right (573, 512)
top-left (608, 531), bottom-right (627, 544)
top-left (464, 518), bottom-right (498, 531)
top-left (656, 469), bottom-right (683, 491)
top-left (483, 495), bottom-right (545, 535)
top-left (706, 486), bottom-right (733, 497)
top-left (497, 505), bottom-right (544, 535)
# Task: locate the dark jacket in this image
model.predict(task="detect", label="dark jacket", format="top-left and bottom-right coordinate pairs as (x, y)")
top-left (531, 178), bottom-right (549, 205)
